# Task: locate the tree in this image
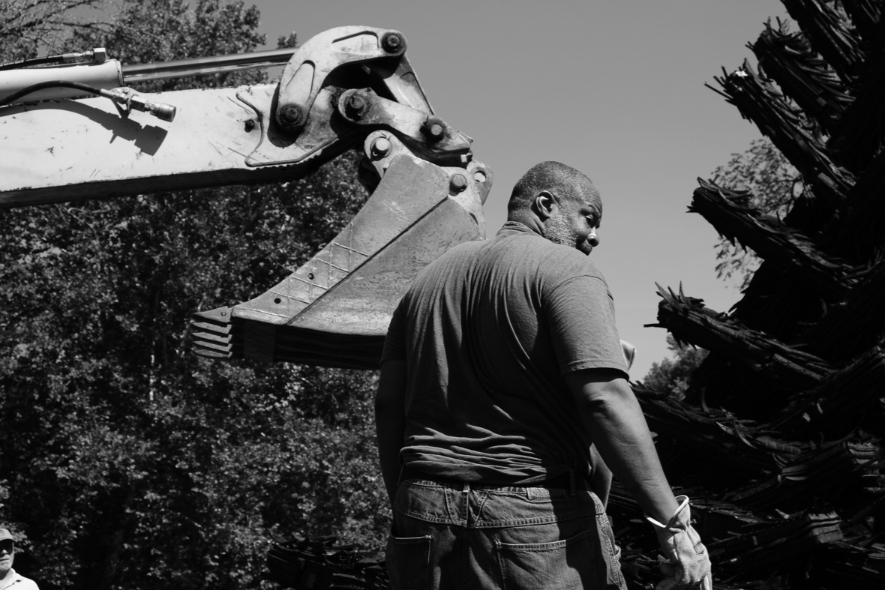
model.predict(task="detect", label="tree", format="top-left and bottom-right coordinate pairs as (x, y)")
top-left (637, 6), bottom-right (885, 587)
top-left (0, 1), bottom-right (114, 60)
top-left (1, 2), bottom-right (389, 589)
top-left (645, 140), bottom-right (793, 398)
top-left (641, 335), bottom-right (708, 400)
top-left (710, 138), bottom-right (798, 290)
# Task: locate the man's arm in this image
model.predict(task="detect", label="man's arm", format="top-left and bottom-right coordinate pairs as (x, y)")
top-left (564, 367), bottom-right (678, 523)
top-left (566, 367), bottom-right (712, 590)
top-left (375, 359), bottom-right (407, 506)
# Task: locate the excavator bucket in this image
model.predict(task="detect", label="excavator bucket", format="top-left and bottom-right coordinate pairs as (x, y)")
top-left (189, 149), bottom-right (491, 369)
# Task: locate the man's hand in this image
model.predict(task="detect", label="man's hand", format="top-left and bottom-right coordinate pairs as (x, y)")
top-left (646, 496), bottom-right (712, 590)
top-left (566, 370), bottom-right (710, 586)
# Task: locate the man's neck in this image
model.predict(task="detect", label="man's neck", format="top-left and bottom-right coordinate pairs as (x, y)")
top-left (506, 212), bottom-right (544, 235)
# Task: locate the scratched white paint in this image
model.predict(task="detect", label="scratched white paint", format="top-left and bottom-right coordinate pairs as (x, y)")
top-left (0, 84), bottom-right (272, 202)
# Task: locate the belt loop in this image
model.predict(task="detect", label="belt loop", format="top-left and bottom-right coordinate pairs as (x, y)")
top-left (569, 470), bottom-right (576, 496)
top-left (397, 463), bottom-right (405, 485)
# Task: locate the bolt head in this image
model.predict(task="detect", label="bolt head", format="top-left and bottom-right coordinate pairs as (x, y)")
top-left (450, 174), bottom-right (468, 192)
top-left (277, 103), bottom-right (305, 132)
top-left (346, 94), bottom-right (368, 119)
top-left (371, 137), bottom-right (392, 159)
top-left (382, 33), bottom-right (405, 53)
top-left (422, 117), bottom-right (446, 142)
top-left (348, 94), bottom-right (366, 110)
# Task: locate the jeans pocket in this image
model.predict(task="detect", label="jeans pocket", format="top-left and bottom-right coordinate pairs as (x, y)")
top-left (496, 528), bottom-right (597, 590)
top-left (596, 514), bottom-right (626, 590)
top-left (386, 534), bottom-right (432, 590)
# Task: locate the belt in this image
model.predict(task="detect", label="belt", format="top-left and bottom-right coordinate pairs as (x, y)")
top-left (399, 465), bottom-right (593, 492)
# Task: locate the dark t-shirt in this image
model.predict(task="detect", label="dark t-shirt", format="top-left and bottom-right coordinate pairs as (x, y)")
top-left (382, 221), bottom-right (627, 488)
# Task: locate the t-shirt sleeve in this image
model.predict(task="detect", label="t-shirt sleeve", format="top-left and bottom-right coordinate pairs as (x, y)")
top-left (546, 275), bottom-right (628, 377)
top-left (381, 299), bottom-right (408, 364)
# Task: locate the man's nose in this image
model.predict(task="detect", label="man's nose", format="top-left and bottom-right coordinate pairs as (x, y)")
top-left (587, 229), bottom-right (599, 247)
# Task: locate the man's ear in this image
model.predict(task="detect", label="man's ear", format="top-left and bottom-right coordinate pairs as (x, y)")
top-left (533, 191), bottom-right (556, 221)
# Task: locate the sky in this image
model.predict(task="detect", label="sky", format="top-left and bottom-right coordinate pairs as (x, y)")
top-left (245, 0), bottom-right (788, 377)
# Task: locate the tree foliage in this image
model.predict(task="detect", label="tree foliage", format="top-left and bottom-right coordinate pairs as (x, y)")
top-left (0, 0), bottom-right (115, 60)
top-left (647, 140), bottom-right (793, 404)
top-left (1, 2), bottom-right (388, 589)
top-left (71, 0), bottom-right (268, 91)
top-left (642, 335), bottom-right (708, 400)
top-left (710, 138), bottom-right (798, 289)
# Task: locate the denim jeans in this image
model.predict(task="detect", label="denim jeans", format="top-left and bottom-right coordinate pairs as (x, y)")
top-left (386, 478), bottom-right (627, 590)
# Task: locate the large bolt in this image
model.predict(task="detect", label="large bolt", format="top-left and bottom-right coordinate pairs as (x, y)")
top-left (450, 174), bottom-right (468, 193)
top-left (277, 103), bottom-right (306, 133)
top-left (371, 137), bottom-right (391, 159)
top-left (346, 94), bottom-right (368, 119)
top-left (382, 32), bottom-right (405, 53)
top-left (422, 116), bottom-right (446, 142)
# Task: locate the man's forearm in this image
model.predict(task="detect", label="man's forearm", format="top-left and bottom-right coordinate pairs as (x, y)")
top-left (566, 369), bottom-right (678, 523)
top-left (580, 390), bottom-right (678, 522)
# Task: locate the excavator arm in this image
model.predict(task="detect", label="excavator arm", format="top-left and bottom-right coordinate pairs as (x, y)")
top-left (0, 26), bottom-right (492, 369)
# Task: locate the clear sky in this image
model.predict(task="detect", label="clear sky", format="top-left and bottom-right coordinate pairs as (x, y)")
top-left (247, 0), bottom-right (787, 377)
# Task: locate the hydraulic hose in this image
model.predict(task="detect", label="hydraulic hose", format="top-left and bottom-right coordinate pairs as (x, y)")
top-left (0, 80), bottom-right (102, 106)
top-left (0, 56), bottom-right (60, 71)
top-left (0, 80), bottom-right (177, 122)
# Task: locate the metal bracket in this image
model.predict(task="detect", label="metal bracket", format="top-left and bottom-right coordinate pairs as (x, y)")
top-left (274, 26), bottom-right (420, 135)
top-left (243, 26), bottom-right (461, 169)
top-left (339, 89), bottom-right (470, 166)
top-left (240, 84), bottom-right (362, 168)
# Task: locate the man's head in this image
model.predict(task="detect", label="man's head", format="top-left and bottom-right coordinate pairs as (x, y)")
top-left (0, 529), bottom-right (14, 577)
top-left (507, 161), bottom-right (602, 255)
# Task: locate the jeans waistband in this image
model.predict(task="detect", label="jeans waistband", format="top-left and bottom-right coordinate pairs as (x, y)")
top-left (398, 465), bottom-right (592, 494)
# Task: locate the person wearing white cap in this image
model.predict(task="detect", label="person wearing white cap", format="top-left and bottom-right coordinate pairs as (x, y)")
top-left (0, 529), bottom-right (39, 590)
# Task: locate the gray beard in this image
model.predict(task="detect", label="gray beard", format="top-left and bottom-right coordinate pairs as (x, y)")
top-left (542, 213), bottom-right (592, 255)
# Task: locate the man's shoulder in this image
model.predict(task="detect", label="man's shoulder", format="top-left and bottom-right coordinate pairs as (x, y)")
top-left (402, 239), bottom-right (485, 299)
top-left (409, 229), bottom-right (606, 294)
top-left (512, 236), bottom-right (605, 281)
top-left (441, 237), bottom-right (488, 259)
top-left (417, 238), bottom-right (486, 276)
top-left (9, 570), bottom-right (39, 590)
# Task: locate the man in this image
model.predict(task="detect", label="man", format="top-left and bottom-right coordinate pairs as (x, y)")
top-left (376, 161), bottom-right (711, 589)
top-left (0, 529), bottom-right (39, 590)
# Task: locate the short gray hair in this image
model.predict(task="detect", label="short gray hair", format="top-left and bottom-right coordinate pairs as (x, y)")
top-left (507, 161), bottom-right (599, 215)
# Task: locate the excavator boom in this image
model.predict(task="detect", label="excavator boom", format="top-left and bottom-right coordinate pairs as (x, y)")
top-left (0, 26), bottom-right (492, 368)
